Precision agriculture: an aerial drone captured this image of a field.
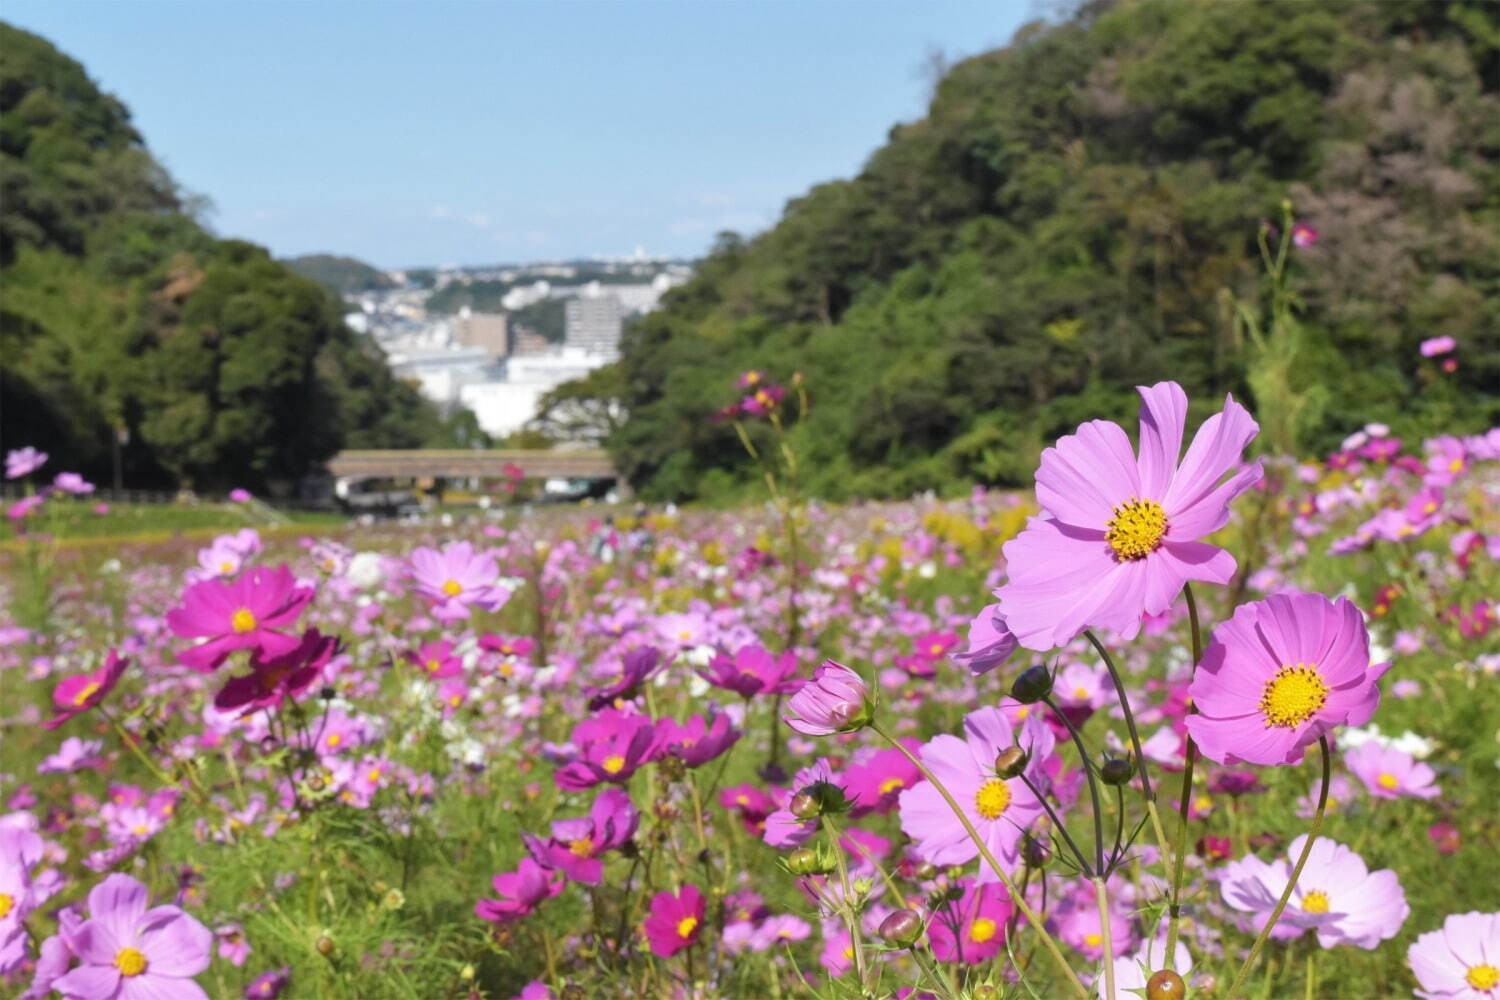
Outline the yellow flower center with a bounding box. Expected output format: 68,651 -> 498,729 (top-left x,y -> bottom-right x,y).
441,579 -> 463,597
0,893 -> 12,918
230,608 -> 257,634
425,659 -> 440,673
878,777 -> 906,795
969,917 -> 998,943
1073,686 -> 1089,700
115,947 -> 148,977
602,755 -> 626,775
1467,965 -> 1500,991
1377,773 -> 1399,790
1104,498 -> 1168,561
568,837 -> 594,857
974,779 -> 1011,820
928,643 -> 944,656
1085,932 -> 1103,949
1260,664 -> 1329,728
220,561 -> 234,573
132,824 -> 147,835
1449,458 -> 1464,473
676,916 -> 698,939
73,681 -> 102,706
1302,890 -> 1331,914
367,769 -> 382,783
326,733 -> 343,748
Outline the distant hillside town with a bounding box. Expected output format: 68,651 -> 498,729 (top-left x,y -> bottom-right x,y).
298,252 -> 692,441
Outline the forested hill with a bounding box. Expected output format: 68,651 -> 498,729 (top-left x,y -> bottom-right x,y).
614,0 -> 1500,502
0,24 -> 452,492
284,254 -> 394,295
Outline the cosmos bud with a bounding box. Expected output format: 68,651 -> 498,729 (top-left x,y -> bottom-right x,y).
994,745 -> 1029,779
1010,665 -> 1052,704
1145,969 -> 1186,1000
972,986 -> 1000,1000
789,793 -> 821,821
877,909 -> 922,948
315,935 -> 335,957
1100,756 -> 1134,787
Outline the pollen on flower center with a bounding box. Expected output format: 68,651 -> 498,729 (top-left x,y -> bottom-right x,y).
878,777 -> 906,795
1302,890 -> 1331,914
1260,664 -> 1329,728
1377,773 -> 1399,790
601,755 -> 626,775
974,779 -> 1011,820
568,837 -> 594,857
676,916 -> 698,939
1104,498 -> 1168,561
1467,965 -> 1499,991
73,681 -> 101,706
969,917 -> 998,943
115,946 -> 148,977
0,893 -> 12,918
230,608 -> 257,634
441,579 -> 463,597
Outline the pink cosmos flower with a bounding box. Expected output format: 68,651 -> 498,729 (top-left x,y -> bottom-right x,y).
51,873 -> 213,1000
523,788 -> 638,884
1220,835 -> 1407,948
405,639 -> 463,680
997,381 -> 1262,649
243,966 -> 291,999
898,706 -> 1054,882
927,882 -> 1013,965
719,784 -> 776,836
783,660 -> 873,736
843,740 -> 923,817
1345,741 -> 1440,800
698,644 -> 801,698
44,651 -> 129,730
408,542 -> 510,623
1290,222 -> 1319,248
1420,335 -> 1457,357
652,712 -> 740,768
952,603 -> 1018,675
1408,911 -> 1500,1000
642,885 -> 704,957
554,709 -> 659,790
7,494 -> 43,521
740,384 -> 786,418
214,629 -> 341,716
586,646 -> 662,710
1,826 -> 45,974
1186,591 -> 1388,766
763,759 -> 849,849
474,858 -> 564,925
166,565 -> 315,673
5,446 -> 47,479
53,471 -> 95,495
1055,878 -> 1135,961
228,488 -> 253,503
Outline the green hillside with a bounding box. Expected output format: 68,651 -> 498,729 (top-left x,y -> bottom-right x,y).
284,253 -> 394,295
612,0 -> 1500,502
0,24 -> 453,492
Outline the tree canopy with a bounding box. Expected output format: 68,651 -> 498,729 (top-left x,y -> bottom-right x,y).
610,0 -> 1500,502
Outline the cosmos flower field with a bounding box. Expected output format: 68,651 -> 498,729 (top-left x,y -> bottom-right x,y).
2,384 -> 1498,1000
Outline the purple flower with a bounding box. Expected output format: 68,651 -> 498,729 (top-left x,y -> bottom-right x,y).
652,713 -> 741,768
213,629 -> 341,717
243,966 -> 292,999
952,603 -> 1019,676
554,709 -> 658,790
214,924 -> 250,966
1290,222 -> 1319,248
698,644 -> 802,698
53,472 -> 96,495
996,381 -> 1262,650
5,447 -> 47,479
522,788 -> 639,884
474,858 -> 564,925
407,542 -> 510,623
1,826 -> 46,975
52,873 -> 213,1000
585,646 -> 661,711
1345,741 -> 1440,800
1420,335 -> 1457,358
228,488 -> 253,503
783,660 -> 873,736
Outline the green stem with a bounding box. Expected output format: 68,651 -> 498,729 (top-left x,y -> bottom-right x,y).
1305,946 -> 1317,1000
1166,582 -> 1205,963
1226,736 -> 1332,998
1094,876 -> 1116,1000
821,814 -> 869,992
870,720 -> 1088,999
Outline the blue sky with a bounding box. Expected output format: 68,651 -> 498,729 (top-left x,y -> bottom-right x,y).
6,1 -> 1035,268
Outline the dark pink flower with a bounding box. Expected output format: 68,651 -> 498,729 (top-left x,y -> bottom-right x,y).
166,566 -> 315,673
554,709 -> 658,790
652,712 -> 740,769
698,644 -> 801,698
1290,222 -> 1319,248
642,885 -> 704,957
214,630 -> 341,716
522,788 -> 638,884
783,660 -> 873,736
586,646 -> 661,710
44,651 -> 129,730
474,858 -> 564,925
928,882 -> 1013,965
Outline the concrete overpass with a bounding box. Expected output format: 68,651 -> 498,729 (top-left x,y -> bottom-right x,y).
326,449 -> 619,482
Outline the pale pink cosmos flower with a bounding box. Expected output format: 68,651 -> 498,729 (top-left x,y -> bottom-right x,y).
407,542 -> 510,623
1344,741 -> 1440,800
997,381 -> 1262,650
1408,911 -> 1500,1000
5,447 -> 47,479
1186,591 -> 1388,766
1420,335 -> 1457,357
52,873 -> 213,1000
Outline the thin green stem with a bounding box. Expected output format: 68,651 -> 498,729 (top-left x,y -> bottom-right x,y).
821,814 -> 869,992
1043,695 -> 1105,874
1226,736 -> 1332,998
1166,582 -> 1205,963
1305,947 -> 1317,1000
1094,876 -> 1116,1000
870,720 -> 1088,999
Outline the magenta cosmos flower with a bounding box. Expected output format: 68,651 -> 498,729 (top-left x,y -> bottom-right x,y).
783,660 -> 873,736
953,603 -> 1018,676
996,381 -> 1262,650
927,882 -> 1013,965
408,542 -> 510,623
166,565 -> 315,673
554,709 -> 659,790
1186,591 -> 1388,766
214,629 -> 341,716
898,706 -> 1053,882
1409,911 -> 1500,1000
642,885 -> 705,957
44,651 -> 129,730
474,858 -> 564,925
522,788 -> 638,885
698,643 -> 801,698
52,873 -> 212,1000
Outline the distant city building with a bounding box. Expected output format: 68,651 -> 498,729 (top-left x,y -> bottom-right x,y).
453,308 -> 508,358
511,330 -> 551,356
460,348 -> 606,438
564,294 -> 623,358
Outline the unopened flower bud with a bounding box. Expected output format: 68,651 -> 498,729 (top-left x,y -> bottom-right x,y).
877,909 -> 922,948
972,985 -> 1000,1000
787,849 -> 818,876
994,745 -> 1029,779
459,964 -> 475,981
1023,836 -> 1051,869
789,793 -> 821,821
1100,757 -> 1134,787
1145,969 -> 1186,1000
315,935 -> 335,957
1010,665 -> 1053,704
911,861 -> 937,880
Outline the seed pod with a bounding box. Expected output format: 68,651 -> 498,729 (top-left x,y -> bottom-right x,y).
994,745 -> 1029,779
1010,665 -> 1053,704
1145,969 -> 1186,1000
877,909 -> 922,948
1101,756 -> 1134,787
